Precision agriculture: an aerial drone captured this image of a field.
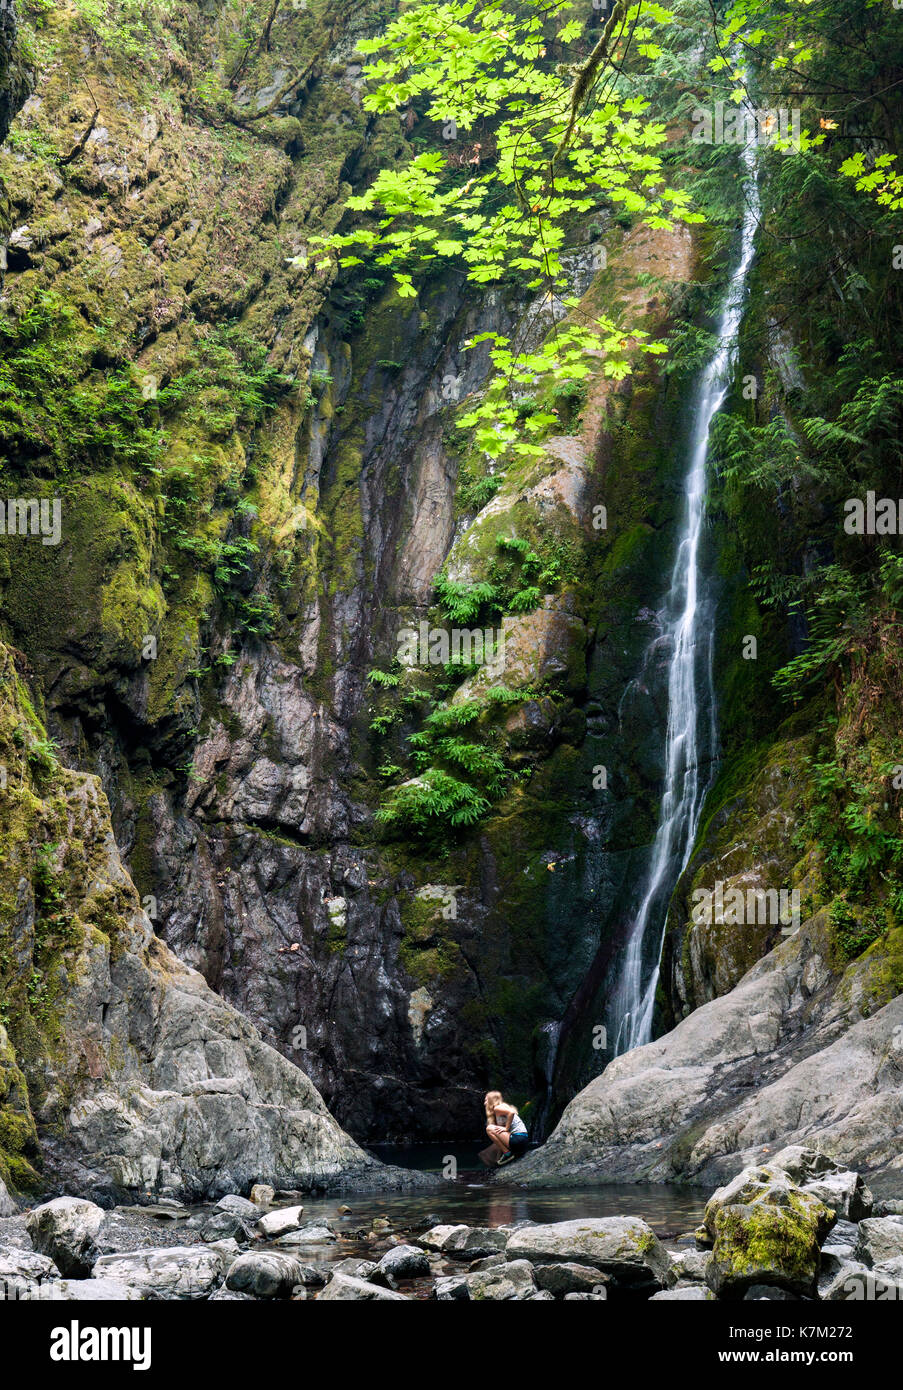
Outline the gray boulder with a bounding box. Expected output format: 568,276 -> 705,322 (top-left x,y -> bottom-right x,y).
440,1226 -> 509,1259
469,1253 -> 507,1272
0,1248 -> 60,1298
800,1171 -> 872,1222
273,1225 -> 336,1247
768,1145 -> 841,1184
0,1180 -> 16,1218
257,1205 -> 305,1238
535,1262 -> 611,1296
511,935 -> 903,1190
434,1273 -> 471,1300
376,1244 -> 431,1280
701,1164 -> 835,1245
466,1259 -> 536,1301
420,1224 -> 468,1251
670,1249 -> 711,1283
93,1246 -> 226,1299
226,1251 -> 307,1299
26,1197 -> 105,1277
506,1217 -> 674,1292
52,1277 -> 143,1301
317,1272 -> 409,1301
820,1260 -> 903,1302
854,1216 -> 903,1268
331,1257 -> 378,1281
200,1209 -> 254,1244
649,1286 -> 714,1301
216,1194 -> 260,1220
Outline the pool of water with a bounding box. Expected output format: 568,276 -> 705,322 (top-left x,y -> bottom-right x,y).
264,1144 -> 710,1268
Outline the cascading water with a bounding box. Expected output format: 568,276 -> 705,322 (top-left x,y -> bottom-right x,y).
611,142 -> 761,1056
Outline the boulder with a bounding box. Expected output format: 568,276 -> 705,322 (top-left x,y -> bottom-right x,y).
93,1246 -> 226,1300
534,1262 -> 611,1296
250,1185 -> 275,1206
206,1239 -> 241,1262
226,1251 -> 307,1299
649,1286 -> 714,1301
706,1203 -> 823,1298
440,1226 -> 508,1259
317,1272 -> 409,1301
701,1164 -> 835,1245
506,1217 -> 674,1292
200,1209 -> 254,1244
53,1278 -> 143,1301
822,1219 -> 858,1253
215,1195 -> 260,1220
0,1179 -> 16,1218
257,1204 -> 305,1238
0,1248 -> 60,1298
510,954 -> 903,1191
669,1249 -> 711,1283
820,1260 -> 903,1302
854,1216 -> 903,1268
469,1253 -> 507,1272
466,1259 -> 536,1301
26,1197 -> 105,1278
376,1244 -> 431,1280
434,1273 -> 470,1300
419,1223 -> 469,1251
331,1258 -> 379,1281
273,1225 -> 336,1247
799,1171 -> 872,1222
768,1146 -> 841,1185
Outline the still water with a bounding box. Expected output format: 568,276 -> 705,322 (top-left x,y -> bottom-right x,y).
291,1144 -> 710,1244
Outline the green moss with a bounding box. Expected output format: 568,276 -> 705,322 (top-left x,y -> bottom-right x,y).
713,1204 -> 819,1292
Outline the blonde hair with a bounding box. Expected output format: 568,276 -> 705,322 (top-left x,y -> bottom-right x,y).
484,1090 -> 502,1119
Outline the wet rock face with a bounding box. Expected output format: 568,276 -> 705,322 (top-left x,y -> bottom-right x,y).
0,641 -> 433,1201
512,913 -> 903,1188
0,1 -> 30,148
0,0 -> 703,1149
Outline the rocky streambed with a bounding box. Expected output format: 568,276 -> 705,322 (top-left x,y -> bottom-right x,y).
2,1147 -> 902,1302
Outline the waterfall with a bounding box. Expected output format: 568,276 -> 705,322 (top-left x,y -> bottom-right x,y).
611,144 -> 761,1056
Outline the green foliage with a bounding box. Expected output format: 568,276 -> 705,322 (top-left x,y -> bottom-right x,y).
828,899 -> 885,966
434,575 -> 498,623
156,324 -> 294,436
367,668 -> 402,688
376,767 -> 491,833
314,0 -> 702,459
0,291 -> 162,473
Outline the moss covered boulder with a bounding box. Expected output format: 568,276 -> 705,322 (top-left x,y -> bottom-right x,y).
703,1160 -> 835,1298
707,1202 -> 824,1299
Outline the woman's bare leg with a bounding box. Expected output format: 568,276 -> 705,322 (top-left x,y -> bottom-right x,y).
486,1124 -> 510,1154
